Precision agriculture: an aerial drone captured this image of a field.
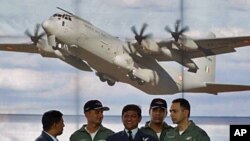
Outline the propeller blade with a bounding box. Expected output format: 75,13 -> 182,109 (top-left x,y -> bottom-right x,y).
24,24 -> 45,45
38,32 -> 46,39
140,23 -> 148,36
123,43 -> 137,56
25,30 -> 32,37
165,20 -> 189,43
165,26 -> 173,33
34,24 -> 40,37
175,20 -> 181,32
179,26 -> 189,34
144,33 -> 152,39
131,23 -> 151,44
131,26 -> 138,37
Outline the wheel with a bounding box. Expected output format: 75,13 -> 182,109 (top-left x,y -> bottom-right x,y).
107,80 -> 115,86
137,79 -> 145,85
99,75 -> 106,82
128,72 -> 136,81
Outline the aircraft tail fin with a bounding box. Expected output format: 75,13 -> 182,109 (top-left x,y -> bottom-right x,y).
191,32 -> 217,82
192,56 -> 216,83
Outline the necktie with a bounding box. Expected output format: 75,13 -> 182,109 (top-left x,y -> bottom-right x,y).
128,130 -> 133,141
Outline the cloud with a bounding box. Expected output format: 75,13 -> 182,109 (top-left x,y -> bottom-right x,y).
111,0 -> 176,9
210,27 -> 250,37
0,68 -> 70,92
180,26 -> 250,41
230,0 -> 250,10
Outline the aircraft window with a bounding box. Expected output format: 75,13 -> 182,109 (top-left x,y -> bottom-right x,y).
65,16 -> 72,21
62,21 -> 65,26
53,14 -> 63,18
60,14 -> 72,21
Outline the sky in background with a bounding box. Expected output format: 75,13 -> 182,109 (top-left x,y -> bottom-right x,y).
0,0 -> 250,116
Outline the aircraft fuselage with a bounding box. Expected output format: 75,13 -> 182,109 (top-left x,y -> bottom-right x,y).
41,13 -> 209,94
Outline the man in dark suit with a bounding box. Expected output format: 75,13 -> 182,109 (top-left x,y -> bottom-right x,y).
35,110 -> 65,141
107,104 -> 156,141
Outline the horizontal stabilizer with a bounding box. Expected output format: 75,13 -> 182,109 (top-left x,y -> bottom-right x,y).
205,83 -> 250,94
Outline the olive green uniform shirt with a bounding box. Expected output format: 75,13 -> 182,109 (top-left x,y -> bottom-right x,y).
140,121 -> 173,141
164,120 -> 210,141
70,124 -> 114,141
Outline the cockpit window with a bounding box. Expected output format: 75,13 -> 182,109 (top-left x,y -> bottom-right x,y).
63,14 -> 72,21
53,13 -> 72,21
53,13 -> 62,17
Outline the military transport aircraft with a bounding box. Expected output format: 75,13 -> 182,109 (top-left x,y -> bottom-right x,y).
1,7 -> 250,95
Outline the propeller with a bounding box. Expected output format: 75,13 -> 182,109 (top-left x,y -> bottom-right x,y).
25,24 -> 46,45
165,20 -> 189,42
123,42 -> 138,57
131,23 -> 152,45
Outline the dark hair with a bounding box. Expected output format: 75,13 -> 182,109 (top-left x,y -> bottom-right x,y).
122,104 -> 141,117
42,110 -> 63,131
172,98 -> 190,117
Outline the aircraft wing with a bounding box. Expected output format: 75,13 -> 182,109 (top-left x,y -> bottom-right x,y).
189,82 -> 250,95
0,43 -> 93,72
187,36 -> 250,58
151,36 -> 250,61
0,43 -> 57,58
0,43 -> 38,53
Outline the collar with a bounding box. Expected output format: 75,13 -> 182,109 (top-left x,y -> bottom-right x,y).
85,126 -> 100,134
43,131 -> 58,141
125,128 -> 139,139
175,120 -> 195,133
145,121 -> 170,129
80,124 -> 104,132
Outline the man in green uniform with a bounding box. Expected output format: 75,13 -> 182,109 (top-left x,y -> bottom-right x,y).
164,98 -> 210,141
141,98 -> 173,141
70,100 -> 114,141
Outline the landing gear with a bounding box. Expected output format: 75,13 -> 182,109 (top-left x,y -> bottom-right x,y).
107,80 -> 115,86
127,71 -> 146,85
52,46 -> 58,50
96,72 -> 116,86
99,75 -> 106,82
127,71 -> 137,81
137,79 -> 145,85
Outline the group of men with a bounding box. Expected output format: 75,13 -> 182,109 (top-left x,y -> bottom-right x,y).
35,98 -> 210,141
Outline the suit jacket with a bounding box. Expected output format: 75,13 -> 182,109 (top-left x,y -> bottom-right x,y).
106,129 -> 157,141
35,131 -> 55,141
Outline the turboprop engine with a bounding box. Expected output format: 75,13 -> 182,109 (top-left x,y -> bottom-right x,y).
141,38 -> 161,53
113,53 -> 134,70
178,37 -> 199,51
131,68 -> 159,85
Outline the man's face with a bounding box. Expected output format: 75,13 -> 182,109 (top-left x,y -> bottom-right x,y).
170,103 -> 187,124
54,117 -> 65,136
122,110 -> 141,130
85,109 -> 104,126
149,107 -> 167,124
